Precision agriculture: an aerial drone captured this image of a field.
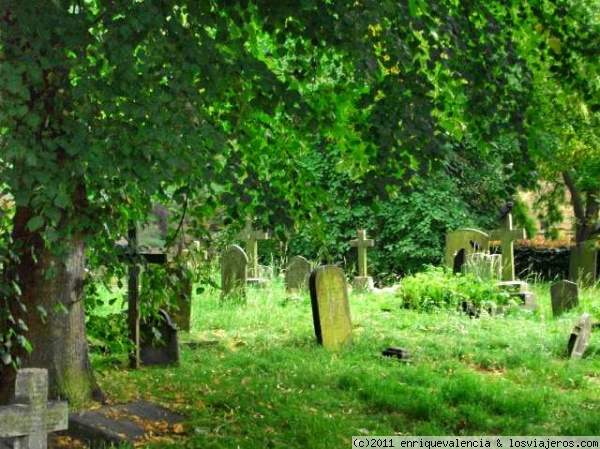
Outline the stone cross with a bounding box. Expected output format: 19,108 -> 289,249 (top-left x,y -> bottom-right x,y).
0,369 -> 68,449
237,220 -> 270,278
350,229 -> 375,290
117,226 -> 167,369
489,213 -> 526,281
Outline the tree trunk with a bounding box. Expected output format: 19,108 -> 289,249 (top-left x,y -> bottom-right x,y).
0,207 -> 97,404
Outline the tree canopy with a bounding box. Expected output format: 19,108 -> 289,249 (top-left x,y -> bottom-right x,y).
0,0 -> 597,401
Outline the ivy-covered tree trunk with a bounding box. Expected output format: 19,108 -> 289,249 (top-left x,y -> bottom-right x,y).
0,207 -> 96,404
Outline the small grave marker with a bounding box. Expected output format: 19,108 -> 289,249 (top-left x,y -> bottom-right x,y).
0,369 -> 68,449
140,309 -> 180,366
444,229 -> 490,274
309,266 -> 352,350
550,280 -> 579,317
350,229 -> 375,290
285,255 -> 312,294
489,213 -> 526,281
566,313 -> 592,359
220,244 -> 248,300
237,220 -> 270,279
496,280 -> 537,310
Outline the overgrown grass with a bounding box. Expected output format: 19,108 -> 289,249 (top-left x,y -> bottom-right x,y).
92,273 -> 600,447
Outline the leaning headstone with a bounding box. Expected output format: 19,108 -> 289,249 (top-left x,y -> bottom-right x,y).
350,229 -> 375,290
489,212 -> 526,281
220,244 -> 248,300
569,242 -> 597,288
140,309 -> 180,366
566,313 -> 592,359
309,266 -> 352,350
464,253 -> 502,281
285,256 -> 312,294
237,219 -> 270,280
444,229 -> 490,274
550,280 -> 579,317
0,369 -> 68,449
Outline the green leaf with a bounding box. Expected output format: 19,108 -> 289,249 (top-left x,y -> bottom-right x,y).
27,216 -> 45,232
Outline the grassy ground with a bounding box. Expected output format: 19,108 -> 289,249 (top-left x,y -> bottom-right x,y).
92,276 -> 600,448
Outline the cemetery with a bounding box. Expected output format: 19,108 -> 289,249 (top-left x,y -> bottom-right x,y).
0,2 -> 599,448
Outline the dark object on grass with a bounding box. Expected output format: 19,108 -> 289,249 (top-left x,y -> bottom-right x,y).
461,300 -> 480,318
497,199 -> 514,221
382,347 -> 410,360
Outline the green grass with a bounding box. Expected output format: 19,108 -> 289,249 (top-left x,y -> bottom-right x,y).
92,275 -> 600,447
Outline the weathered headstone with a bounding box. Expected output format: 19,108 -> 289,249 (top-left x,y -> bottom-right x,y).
566,313 -> 592,359
0,369 -> 68,449
220,244 -> 248,300
569,242 -> 597,288
350,229 -> 375,290
237,220 -> 270,279
489,213 -> 526,281
309,266 -> 352,350
444,229 -> 490,274
464,253 -> 502,281
285,255 -> 312,294
496,280 -> 537,310
550,280 -> 579,317
67,400 -> 186,448
140,309 -> 180,366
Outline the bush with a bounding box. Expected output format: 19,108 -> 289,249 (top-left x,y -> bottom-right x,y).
397,266 -> 511,311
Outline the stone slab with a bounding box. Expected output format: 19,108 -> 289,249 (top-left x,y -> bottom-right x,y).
65,400 -> 186,448
550,280 -> 579,316
567,313 -> 592,359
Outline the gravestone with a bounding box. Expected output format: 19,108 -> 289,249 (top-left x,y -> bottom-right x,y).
67,400 -> 186,448
464,253 -> 502,281
237,220 -> 270,280
566,313 -> 592,359
309,265 -> 352,350
496,280 -> 537,309
550,280 -> 579,317
117,226 -> 168,369
0,369 -> 68,449
444,229 -> 490,274
569,242 -> 597,288
489,212 -> 526,281
350,229 -> 375,290
140,309 -> 180,366
285,255 -> 312,294
220,244 -> 248,300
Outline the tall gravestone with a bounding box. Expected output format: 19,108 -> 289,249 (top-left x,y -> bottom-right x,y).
0,369 -> 68,449
569,242 -> 597,288
489,212 -> 526,281
285,256 -> 312,294
309,266 -> 352,350
237,220 -> 270,279
444,229 -> 490,274
220,245 -> 248,300
550,280 -> 579,317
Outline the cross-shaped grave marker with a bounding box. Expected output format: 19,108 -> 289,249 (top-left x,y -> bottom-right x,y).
237,219 -> 270,279
118,226 -> 167,369
350,229 -> 375,290
489,213 -> 526,281
0,369 -> 68,449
